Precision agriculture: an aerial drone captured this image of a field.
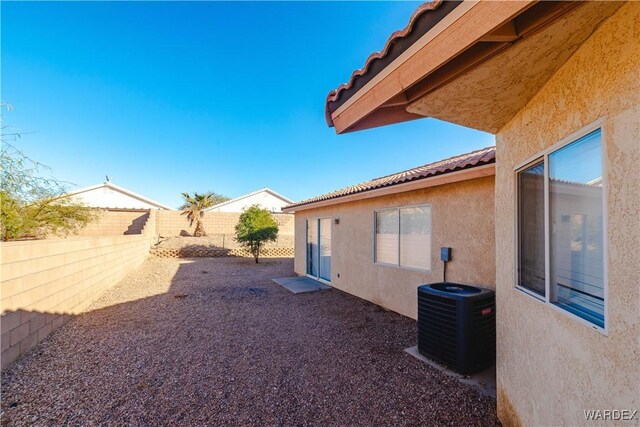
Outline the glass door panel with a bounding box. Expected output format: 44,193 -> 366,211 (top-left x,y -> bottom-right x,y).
319,218 -> 332,282
307,220 -> 318,277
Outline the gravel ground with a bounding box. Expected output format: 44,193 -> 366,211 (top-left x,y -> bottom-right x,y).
1,257 -> 500,426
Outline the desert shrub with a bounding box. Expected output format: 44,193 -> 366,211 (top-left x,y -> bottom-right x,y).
234,204 -> 278,263
0,122 -> 98,240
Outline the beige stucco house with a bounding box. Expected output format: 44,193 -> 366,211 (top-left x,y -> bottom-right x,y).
311,1 -> 638,426
283,147 -> 496,319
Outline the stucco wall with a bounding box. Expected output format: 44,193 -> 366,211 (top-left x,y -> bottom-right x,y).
293,176 -> 495,319
1,212 -> 157,369
494,4 -> 640,426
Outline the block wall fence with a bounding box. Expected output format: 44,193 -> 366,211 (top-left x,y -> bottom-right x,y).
1,210 -> 295,368
75,210 -> 150,237
154,211 -> 294,241
67,209 -> 295,243
0,211 -> 157,369
1,209 -> 295,368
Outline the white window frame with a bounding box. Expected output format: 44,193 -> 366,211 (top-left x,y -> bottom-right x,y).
373,204 -> 432,272
513,118 -> 608,334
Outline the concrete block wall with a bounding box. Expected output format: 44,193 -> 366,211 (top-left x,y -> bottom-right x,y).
0,211 -> 157,369
75,209 -> 150,237
156,211 -> 294,247
150,246 -> 294,258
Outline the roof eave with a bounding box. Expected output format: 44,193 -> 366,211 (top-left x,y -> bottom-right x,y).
327,0 -> 537,134
283,162 -> 495,213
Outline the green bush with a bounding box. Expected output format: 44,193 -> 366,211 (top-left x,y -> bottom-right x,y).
234,205 -> 279,263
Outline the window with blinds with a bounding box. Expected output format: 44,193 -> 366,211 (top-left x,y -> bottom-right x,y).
374,209 -> 399,265
374,205 -> 431,271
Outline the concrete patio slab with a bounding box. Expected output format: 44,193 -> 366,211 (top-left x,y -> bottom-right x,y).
404,345 -> 496,397
272,276 -> 331,294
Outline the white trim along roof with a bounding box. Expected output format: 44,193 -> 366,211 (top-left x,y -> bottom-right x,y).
65,182 -> 173,210
206,188 -> 294,211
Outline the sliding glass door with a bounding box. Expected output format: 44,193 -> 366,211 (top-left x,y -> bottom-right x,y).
306,218 -> 331,283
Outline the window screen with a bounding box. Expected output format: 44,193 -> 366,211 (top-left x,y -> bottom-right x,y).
375,209 -> 399,265
399,206 -> 431,270
375,206 -> 431,270
549,129 -> 604,328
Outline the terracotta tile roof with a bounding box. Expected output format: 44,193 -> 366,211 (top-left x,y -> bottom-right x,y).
286,146 -> 495,210
325,0 -> 459,126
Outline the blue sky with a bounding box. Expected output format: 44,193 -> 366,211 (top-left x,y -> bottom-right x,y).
2,1 -> 494,208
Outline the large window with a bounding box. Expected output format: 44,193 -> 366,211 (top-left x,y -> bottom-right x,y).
375,205 -> 431,270
516,127 -> 605,329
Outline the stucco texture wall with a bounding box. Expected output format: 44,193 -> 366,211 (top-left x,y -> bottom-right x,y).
294,176 -> 495,319
495,4 -> 639,426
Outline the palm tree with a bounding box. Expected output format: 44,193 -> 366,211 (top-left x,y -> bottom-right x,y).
180,192 -> 216,237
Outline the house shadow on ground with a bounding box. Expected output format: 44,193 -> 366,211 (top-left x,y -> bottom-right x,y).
1,257 -> 500,426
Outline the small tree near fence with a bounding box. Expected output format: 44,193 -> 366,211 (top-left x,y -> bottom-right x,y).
235,204 -> 279,263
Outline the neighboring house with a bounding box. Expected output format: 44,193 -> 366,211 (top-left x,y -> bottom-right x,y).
66,182 -> 172,210
283,146 -> 496,319
318,1 -> 638,426
207,188 -> 293,213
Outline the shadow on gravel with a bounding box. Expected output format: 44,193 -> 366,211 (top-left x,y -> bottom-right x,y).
1,257 -> 500,427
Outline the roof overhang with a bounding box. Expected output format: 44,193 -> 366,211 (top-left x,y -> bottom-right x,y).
282,162 -> 494,213
326,1 -> 624,134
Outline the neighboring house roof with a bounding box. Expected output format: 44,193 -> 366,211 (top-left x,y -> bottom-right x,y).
206,188 -> 294,211
325,0 -> 458,125
285,146 -> 495,211
65,182 -> 173,210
